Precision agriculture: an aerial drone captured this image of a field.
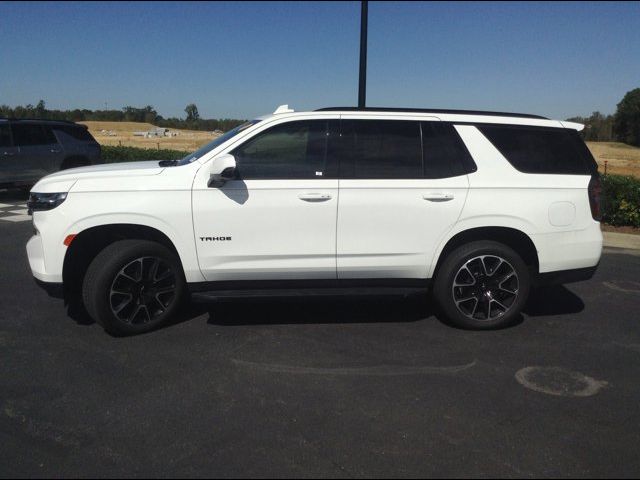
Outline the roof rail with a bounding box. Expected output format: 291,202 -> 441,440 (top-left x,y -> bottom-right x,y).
314,107 -> 548,120
0,117 -> 83,125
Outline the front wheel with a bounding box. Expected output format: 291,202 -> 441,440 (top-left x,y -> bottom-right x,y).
82,239 -> 185,335
433,240 -> 530,329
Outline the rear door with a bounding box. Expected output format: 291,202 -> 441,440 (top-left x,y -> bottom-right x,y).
10,123 -> 61,182
336,117 -> 471,279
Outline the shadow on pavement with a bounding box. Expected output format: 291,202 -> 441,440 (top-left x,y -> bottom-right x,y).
202,285 -> 585,328
524,285 -> 585,316
64,282 -> 585,332
205,295 -> 432,327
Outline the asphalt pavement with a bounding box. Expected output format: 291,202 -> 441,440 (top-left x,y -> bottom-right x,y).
1,188 -> 639,478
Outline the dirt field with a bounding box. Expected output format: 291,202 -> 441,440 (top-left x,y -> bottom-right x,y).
586,142 -> 640,178
80,121 -> 218,152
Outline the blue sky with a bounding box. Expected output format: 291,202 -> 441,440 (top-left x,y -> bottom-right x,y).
1,1 -> 638,120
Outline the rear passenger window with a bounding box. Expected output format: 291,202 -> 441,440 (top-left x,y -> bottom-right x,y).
0,125 -> 11,148
11,124 -> 57,146
231,120 -> 336,179
339,120 -> 422,178
478,125 -> 596,175
421,122 -> 475,178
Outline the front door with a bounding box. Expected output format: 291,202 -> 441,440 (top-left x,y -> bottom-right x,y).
192,119 -> 340,282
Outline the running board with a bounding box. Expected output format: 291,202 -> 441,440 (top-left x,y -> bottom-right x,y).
191,286 -> 427,302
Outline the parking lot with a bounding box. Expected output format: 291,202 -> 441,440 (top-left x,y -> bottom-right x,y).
1,188 -> 639,478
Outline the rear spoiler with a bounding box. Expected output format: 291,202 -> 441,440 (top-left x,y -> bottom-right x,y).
559,121 -> 585,132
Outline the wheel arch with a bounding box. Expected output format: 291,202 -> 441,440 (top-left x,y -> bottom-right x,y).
430,226 -> 539,279
62,223 -> 187,300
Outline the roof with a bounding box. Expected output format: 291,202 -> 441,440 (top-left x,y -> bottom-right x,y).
315,107 -> 548,120
0,118 -> 85,127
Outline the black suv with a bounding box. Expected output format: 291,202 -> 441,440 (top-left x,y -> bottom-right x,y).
0,119 -> 102,188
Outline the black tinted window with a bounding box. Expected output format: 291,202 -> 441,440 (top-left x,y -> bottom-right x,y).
231,120 -> 336,179
11,124 -> 57,146
41,125 -> 57,144
0,125 -> 11,148
422,122 -> 475,178
478,125 -> 596,175
339,120 -> 422,178
53,125 -> 94,141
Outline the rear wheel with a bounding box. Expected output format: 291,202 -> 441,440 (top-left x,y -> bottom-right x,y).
433,240 -> 530,329
82,240 -> 185,335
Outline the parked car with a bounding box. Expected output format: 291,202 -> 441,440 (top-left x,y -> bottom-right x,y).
0,118 -> 101,188
26,105 -> 602,335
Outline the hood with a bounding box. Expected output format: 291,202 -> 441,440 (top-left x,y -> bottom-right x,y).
33,161 -> 165,193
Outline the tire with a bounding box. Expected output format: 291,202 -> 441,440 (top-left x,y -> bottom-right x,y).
82,239 -> 185,336
433,240 -> 530,330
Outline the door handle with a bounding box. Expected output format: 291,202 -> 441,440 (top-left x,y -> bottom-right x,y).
298,192 -> 332,202
423,193 -> 454,202
2,151 -> 15,156
50,149 -> 61,153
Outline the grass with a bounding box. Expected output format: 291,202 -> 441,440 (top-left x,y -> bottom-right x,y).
586,141 -> 640,178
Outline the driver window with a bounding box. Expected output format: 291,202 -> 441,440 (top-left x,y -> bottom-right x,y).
231,120 -> 334,179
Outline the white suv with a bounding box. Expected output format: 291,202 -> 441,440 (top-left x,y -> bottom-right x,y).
26,105 -> 603,335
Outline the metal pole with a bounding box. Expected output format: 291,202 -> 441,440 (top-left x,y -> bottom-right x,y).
358,0 -> 368,108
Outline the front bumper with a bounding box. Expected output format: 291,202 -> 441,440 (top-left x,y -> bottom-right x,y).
26,234 -> 63,283
33,276 -> 64,298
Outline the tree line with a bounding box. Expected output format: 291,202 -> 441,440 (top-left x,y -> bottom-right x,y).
566,88 -> 640,146
2,88 -> 639,145
0,101 -> 247,132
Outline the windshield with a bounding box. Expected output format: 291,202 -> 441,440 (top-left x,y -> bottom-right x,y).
177,120 -> 261,165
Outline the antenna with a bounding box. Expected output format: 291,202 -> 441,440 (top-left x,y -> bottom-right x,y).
273,104 -> 294,114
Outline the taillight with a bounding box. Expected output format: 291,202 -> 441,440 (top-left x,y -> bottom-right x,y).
588,174 -> 602,221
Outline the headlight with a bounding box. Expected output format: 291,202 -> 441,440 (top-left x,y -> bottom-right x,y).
27,192 -> 68,214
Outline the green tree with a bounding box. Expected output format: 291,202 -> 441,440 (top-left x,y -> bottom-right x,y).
35,99 -> 46,118
185,103 -> 199,122
566,111 -> 615,142
613,88 -> 640,147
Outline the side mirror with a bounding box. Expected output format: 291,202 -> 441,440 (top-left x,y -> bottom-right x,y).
208,154 -> 237,187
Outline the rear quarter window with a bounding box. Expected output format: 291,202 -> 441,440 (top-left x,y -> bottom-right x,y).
477,125 -> 597,175
53,125 -> 95,141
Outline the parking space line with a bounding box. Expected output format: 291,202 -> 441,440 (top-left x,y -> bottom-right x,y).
1,215 -> 31,222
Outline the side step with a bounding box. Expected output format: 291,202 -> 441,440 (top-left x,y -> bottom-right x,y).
191,287 -> 428,302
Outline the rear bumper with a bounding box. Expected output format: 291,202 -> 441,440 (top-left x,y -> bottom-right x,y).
534,264 -> 598,287
532,223 -> 603,273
